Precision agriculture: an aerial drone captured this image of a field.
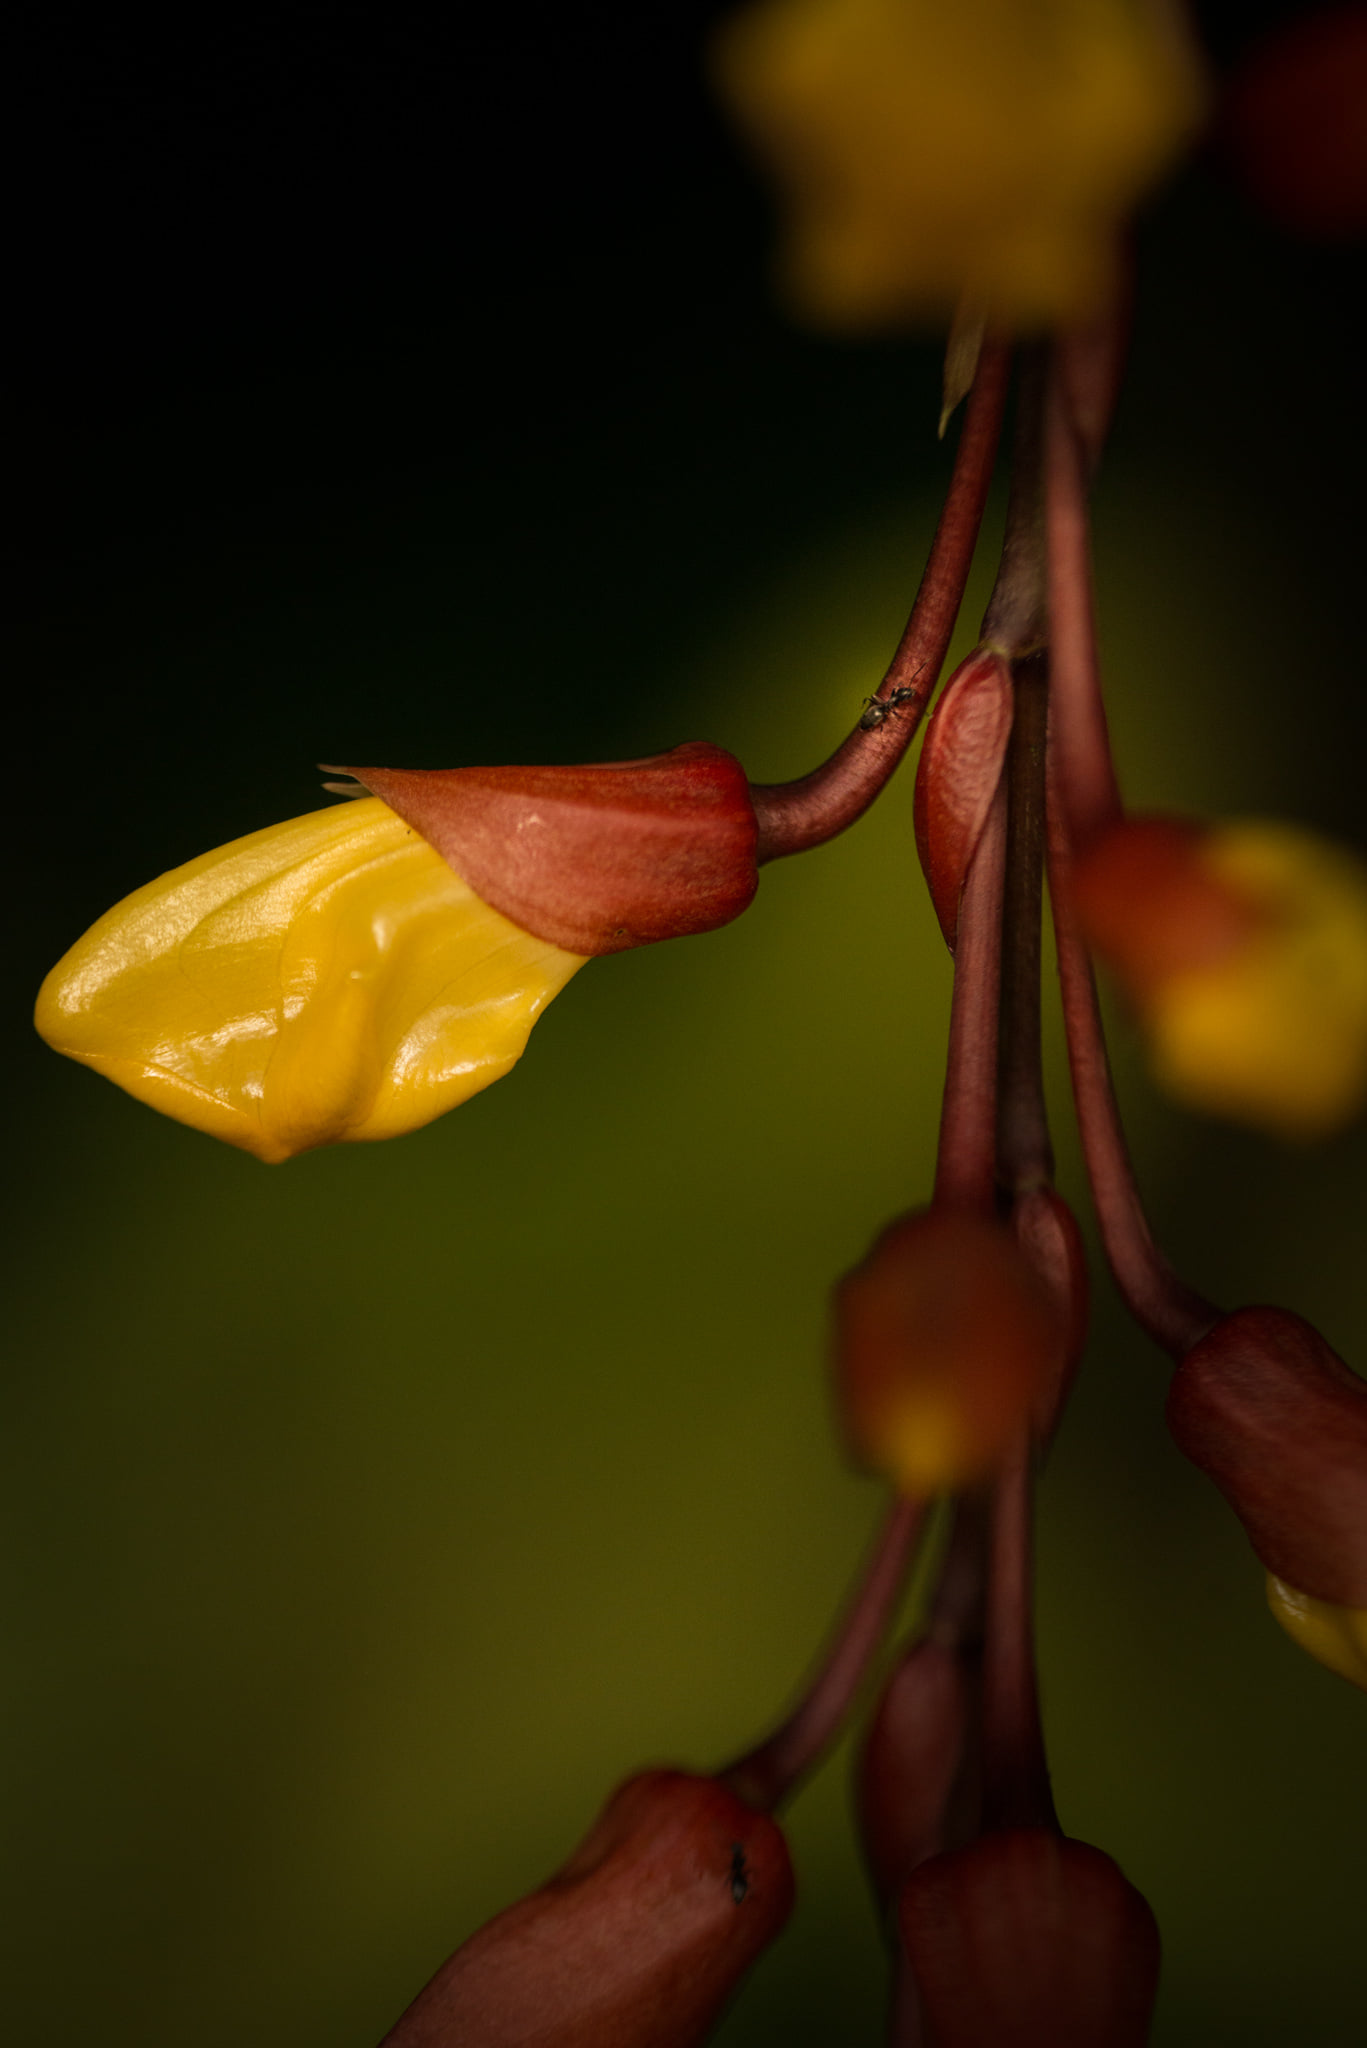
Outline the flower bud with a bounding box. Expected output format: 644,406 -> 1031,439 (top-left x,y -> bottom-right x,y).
1265,1575 -> 1367,1693
858,1637 -> 977,1907
1166,1306 -> 1367,1607
897,1828 -> 1160,2048
913,648 -> 1014,952
834,1210 -> 1066,1495
35,799 -> 586,1163
341,743 -> 759,956
378,1770 -> 794,2048
1072,815 -> 1367,1138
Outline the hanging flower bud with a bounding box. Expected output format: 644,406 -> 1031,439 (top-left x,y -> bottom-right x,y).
1072,815 -> 1367,1139
1165,1305 -> 1367,1610
1265,1575 -> 1367,1694
834,1210 -> 1066,1496
913,647 -> 1014,952
35,799 -> 587,1163
340,742 -> 759,956
858,1637 -> 978,1908
897,1828 -> 1161,2048
378,1770 -> 794,2048
712,0 -> 1206,332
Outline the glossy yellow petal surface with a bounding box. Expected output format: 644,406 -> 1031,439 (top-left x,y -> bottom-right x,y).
1267,1575 -> 1367,1692
1148,824 -> 1367,1140
36,799 -> 588,1163
714,0 -> 1205,330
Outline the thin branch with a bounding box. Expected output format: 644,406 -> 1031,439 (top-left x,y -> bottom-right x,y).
751,341 -> 1010,861
722,1495 -> 927,1812
934,779 -> 1008,1213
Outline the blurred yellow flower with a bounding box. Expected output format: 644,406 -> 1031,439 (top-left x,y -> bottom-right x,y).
1076,818 -> 1367,1140
1267,1575 -> 1367,1693
36,799 -> 587,1164
713,0 -> 1205,330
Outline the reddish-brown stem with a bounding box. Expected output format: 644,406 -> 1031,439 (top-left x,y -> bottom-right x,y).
722,1495 -> 926,1813
1046,749 -> 1219,1357
1042,359 -> 1123,850
934,779 -> 1008,1213
979,1435 -> 1056,1834
750,340 -> 1010,862
996,654 -> 1054,1196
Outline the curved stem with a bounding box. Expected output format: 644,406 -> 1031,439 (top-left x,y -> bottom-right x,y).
722,1495 -> 927,1813
980,1435 -> 1056,1834
934,778 -> 1008,1213
1046,747 -> 1219,1357
1042,358 -> 1122,850
751,341 -> 1010,862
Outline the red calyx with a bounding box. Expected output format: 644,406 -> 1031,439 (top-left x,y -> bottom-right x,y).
344,743 -> 760,956
379,1770 -> 793,2048
1166,1305 -> 1367,1606
913,649 -> 1015,953
898,1830 -> 1160,2048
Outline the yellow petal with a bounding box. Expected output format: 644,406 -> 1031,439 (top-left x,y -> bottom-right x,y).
36,799 -> 587,1163
714,0 -> 1205,331
1266,1575 -> 1367,1692
1147,824 -> 1367,1140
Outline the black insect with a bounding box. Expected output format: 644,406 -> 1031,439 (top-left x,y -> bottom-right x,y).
858,681 -> 921,731
729,1842 -> 750,1904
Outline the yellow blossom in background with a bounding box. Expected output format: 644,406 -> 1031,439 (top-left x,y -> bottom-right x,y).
1145,825 -> 1367,1140
35,799 -> 587,1163
713,0 -> 1206,330
1266,1576 -> 1367,1692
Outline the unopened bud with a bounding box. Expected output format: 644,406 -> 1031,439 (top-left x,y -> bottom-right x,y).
898,1829 -> 1160,2048
913,649 -> 1014,952
343,743 -> 760,956
380,1770 -> 793,2047
834,1210 -> 1066,1495
1166,1306 -> 1367,1607
858,1638 -> 977,1907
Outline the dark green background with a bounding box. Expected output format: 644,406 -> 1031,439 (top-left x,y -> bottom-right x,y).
9,6 -> 1365,2043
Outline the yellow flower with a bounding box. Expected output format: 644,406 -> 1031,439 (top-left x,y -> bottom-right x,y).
1266,1576 -> 1367,1693
713,0 -> 1205,330
1075,818 -> 1367,1140
35,799 -> 587,1164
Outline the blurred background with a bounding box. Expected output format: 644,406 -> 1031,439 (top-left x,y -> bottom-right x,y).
7,4 -> 1365,2043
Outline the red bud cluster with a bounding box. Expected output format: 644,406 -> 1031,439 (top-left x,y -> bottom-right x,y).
380,1770 -> 792,2047
1166,1306 -> 1367,1606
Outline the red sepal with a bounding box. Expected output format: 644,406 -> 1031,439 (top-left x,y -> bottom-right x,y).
379,1770 -> 793,2048
1166,1306 -> 1367,1606
345,743 -> 760,956
913,650 -> 1014,952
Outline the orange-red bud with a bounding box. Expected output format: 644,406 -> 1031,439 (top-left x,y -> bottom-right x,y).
344,744 -> 760,956
898,1829 -> 1160,2048
913,648 -> 1014,952
858,1638 -> 977,1907
834,1210 -> 1066,1495
379,1771 -> 793,2047
1166,1306 -> 1367,1607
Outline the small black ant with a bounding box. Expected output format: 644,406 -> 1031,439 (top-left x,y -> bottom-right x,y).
858,680 -> 922,731
729,1843 -> 750,1904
